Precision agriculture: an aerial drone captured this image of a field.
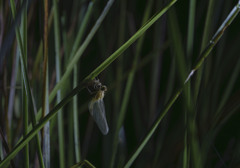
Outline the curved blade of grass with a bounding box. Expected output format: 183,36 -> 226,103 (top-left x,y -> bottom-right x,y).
33,0 -> 176,122
123,2 -> 240,167
3,1 -> 237,162
16,0 -> 176,151
49,0 -> 115,103
110,0 -> 155,166
184,0 -> 196,166
213,56 -> 240,127
70,160 -> 96,168
168,9 -> 187,82
32,8 -> 54,78
149,0 -> 166,130
114,0 -> 126,115
20,0 -> 29,167
32,0 -> 114,125
42,0 -> 50,167
194,0 -> 216,102
71,1 -> 94,163
53,0 -> 65,166
186,0 -> 196,60
0,0 -> 30,65
0,1 -> 177,165
9,0 -> 44,167
84,0 -> 177,81
168,5 -> 193,168
69,1 -> 94,60
0,83 -> 85,167
0,128 -> 15,167
169,4 -> 203,168
123,87 -> 182,168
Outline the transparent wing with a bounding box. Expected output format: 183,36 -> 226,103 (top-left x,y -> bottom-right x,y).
88,99 -> 109,135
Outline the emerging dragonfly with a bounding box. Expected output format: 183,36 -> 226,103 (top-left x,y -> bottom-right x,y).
87,78 -> 109,135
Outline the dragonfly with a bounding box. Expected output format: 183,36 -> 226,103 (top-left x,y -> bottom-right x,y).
87,78 -> 109,135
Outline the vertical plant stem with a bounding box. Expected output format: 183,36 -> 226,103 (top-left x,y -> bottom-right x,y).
151,2 -> 167,167
73,66 -> 81,163
69,1 -> 94,59
113,1 -> 126,166
124,88 -> 183,168
33,0 -> 114,125
53,0 -> 65,167
49,0 -> 114,104
71,1 -> 94,163
168,7 -> 198,168
9,0 -> 45,167
148,1 -> 166,125
194,0 -> 216,101
7,41 -> 19,149
110,0 -> 154,167
67,110 -> 74,166
0,83 -> 85,167
185,0 -> 196,167
186,0 -> 196,60
21,0 -> 29,167
123,1 -> 240,167
42,0 -> 50,167
115,0 -> 126,115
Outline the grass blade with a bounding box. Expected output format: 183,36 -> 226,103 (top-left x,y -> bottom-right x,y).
49,0 -> 115,103
20,0 -> 29,167
53,0 -> 65,167
42,0 -> 50,167
0,83 -> 85,167
123,1 -> 240,167
9,0 -> 44,167
110,0 -> 155,166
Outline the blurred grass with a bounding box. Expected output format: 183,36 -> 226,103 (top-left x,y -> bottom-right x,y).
1,0 -> 240,168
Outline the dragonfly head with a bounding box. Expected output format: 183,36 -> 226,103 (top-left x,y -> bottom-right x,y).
100,85 -> 107,92
87,78 -> 107,94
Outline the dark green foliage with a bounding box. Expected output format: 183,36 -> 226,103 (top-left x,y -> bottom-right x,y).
1,0 -> 240,167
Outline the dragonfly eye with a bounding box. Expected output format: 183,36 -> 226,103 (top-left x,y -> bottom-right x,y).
101,85 -> 107,91
94,83 -> 101,90
87,78 -> 107,93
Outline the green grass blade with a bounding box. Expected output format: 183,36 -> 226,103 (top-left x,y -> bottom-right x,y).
20,0 -> 29,167
123,2 -> 240,167
73,66 -> 81,163
53,0 -> 65,167
185,1 -> 196,167
0,1 -> 177,164
49,0 -> 115,103
69,1 -> 94,60
42,0 -> 50,167
213,57 -> 240,126
194,0 -> 216,101
110,0 -> 155,166
70,160 -> 96,168
148,0 -> 165,127
0,83 -> 85,167
114,0 -> 126,120
71,2 -> 94,163
168,8 -> 187,82
31,0 -> 114,124
2,1 -> 240,167
71,2 -> 95,163
124,88 -> 183,168
168,6 -> 201,167
84,0 -> 177,81
34,0 -> 176,126
9,0 -> 44,167
186,0 -> 196,59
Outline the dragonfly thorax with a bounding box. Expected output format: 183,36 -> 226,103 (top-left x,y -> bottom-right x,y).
94,90 -> 105,100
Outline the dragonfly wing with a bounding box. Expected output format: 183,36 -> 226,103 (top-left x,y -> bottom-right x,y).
88,99 -> 109,135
